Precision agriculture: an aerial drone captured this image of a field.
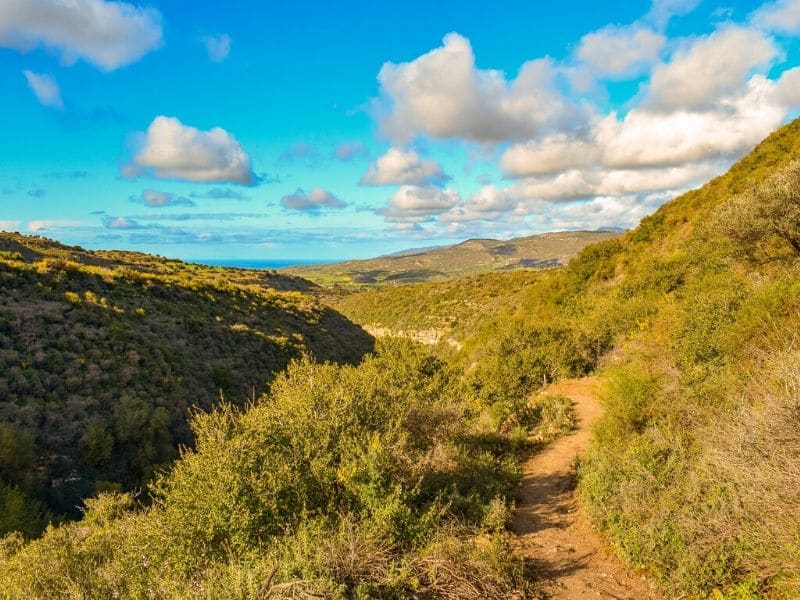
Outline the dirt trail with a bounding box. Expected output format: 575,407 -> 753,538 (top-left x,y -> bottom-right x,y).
513,378 -> 656,599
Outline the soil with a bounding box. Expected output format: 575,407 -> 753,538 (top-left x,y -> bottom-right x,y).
513,378 -> 658,599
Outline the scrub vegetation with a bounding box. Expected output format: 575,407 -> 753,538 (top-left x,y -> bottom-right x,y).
0,236 -> 373,532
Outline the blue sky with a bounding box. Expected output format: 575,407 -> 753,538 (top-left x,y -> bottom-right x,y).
1,0 -> 800,260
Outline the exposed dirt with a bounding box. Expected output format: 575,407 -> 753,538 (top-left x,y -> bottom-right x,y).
513,378 -> 657,599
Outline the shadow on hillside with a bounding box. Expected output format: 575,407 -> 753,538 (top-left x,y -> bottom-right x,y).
306,307 -> 376,365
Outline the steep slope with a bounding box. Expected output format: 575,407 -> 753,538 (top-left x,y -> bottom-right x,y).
285,229 -> 620,285
330,270 -> 543,348
0,233 -> 373,530
320,118 -> 800,596
472,119 -> 800,596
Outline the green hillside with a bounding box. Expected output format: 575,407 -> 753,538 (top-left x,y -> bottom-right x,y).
0,233 -> 373,531
3,119 -> 800,598
336,118 -> 800,596
284,229 -> 620,285
331,270 -> 544,347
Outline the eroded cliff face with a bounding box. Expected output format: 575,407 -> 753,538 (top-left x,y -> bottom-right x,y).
363,325 -> 462,351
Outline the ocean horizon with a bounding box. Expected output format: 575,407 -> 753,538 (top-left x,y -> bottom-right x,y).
191,258 -> 329,270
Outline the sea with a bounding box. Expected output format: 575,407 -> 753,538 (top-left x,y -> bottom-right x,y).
191,259 -> 327,270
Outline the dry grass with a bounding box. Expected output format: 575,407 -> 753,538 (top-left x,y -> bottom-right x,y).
698,347 -> 800,595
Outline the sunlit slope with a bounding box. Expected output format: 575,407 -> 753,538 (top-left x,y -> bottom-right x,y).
0,233 -> 373,529
285,229 -> 620,285
330,118 -> 800,596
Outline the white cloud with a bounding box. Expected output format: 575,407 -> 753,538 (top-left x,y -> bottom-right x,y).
376,33 -> 583,143
646,26 -> 777,112
203,33 -> 231,62
440,185 -> 526,224
500,135 -> 600,177
525,192 -> 674,232
774,66 -> 800,105
513,163 -> 719,200
751,0 -> 800,34
127,116 -> 256,185
600,77 -> 785,168
360,148 -> 449,185
0,0 -> 162,70
502,76 -> 785,177
0,220 -> 21,232
132,189 -> 195,207
379,185 -> 460,223
576,25 -> 664,79
103,216 -> 141,229
27,219 -> 86,232
22,70 -> 63,109
281,188 -> 346,211
366,24 -> 800,234
441,160 -> 720,227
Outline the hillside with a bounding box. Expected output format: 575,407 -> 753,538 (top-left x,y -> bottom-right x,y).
332,118 -> 800,596
0,233 -> 373,532
331,270 -> 543,347
284,230 -> 620,285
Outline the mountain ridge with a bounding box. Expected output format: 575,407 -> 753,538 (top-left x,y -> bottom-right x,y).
284,229 -> 622,285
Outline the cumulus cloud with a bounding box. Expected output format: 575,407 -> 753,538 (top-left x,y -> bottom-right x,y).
500,136 -> 600,177
126,116 -> 256,185
280,188 -> 346,211
378,186 -> 460,223
203,33 -> 231,62
576,25 -> 664,79
501,75 -> 785,177
509,163 -> 720,201
751,0 -> 800,34
600,79 -> 784,167
131,189 -> 195,207
376,33 -> 584,143
0,0 -> 162,70
774,66 -> 800,105
22,70 -> 63,109
360,148 -> 449,186
646,26 -> 777,112
440,185 -> 525,224
441,161 -> 716,227
356,0 -> 800,239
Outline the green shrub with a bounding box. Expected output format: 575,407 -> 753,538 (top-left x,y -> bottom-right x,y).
0,340 -> 529,598
709,160 -> 800,260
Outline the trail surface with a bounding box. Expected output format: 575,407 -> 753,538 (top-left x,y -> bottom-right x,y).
513,378 -> 656,599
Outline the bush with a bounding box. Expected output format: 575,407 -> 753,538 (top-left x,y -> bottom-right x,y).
0,340 -> 529,598
709,160 -> 800,260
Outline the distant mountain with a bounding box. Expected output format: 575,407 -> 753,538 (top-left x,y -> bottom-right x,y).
284,230 -> 622,285
0,233 -> 373,530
